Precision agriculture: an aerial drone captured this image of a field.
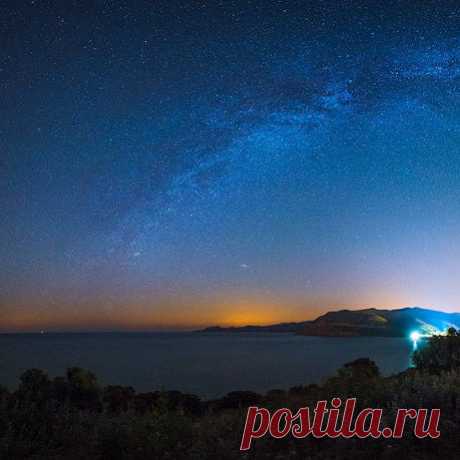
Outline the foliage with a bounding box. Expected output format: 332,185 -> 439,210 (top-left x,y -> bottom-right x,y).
1,332 -> 460,459
413,327 -> 460,373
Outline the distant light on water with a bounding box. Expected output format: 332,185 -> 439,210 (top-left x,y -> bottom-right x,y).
410,331 -> 421,350
410,331 -> 421,342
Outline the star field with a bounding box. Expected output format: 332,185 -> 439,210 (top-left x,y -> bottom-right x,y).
2,1 -> 460,331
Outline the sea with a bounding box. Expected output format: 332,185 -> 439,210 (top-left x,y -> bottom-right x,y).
0,332 -> 415,398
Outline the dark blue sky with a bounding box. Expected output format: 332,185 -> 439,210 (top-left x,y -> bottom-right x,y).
2,0 -> 460,331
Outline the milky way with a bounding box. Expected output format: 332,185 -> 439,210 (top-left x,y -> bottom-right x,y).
2,1 -> 460,330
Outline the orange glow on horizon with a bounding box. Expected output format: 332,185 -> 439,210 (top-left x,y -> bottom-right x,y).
0,289 -> 446,333
0,295 -> 300,332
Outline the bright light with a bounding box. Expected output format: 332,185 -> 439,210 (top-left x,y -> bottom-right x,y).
410,331 -> 421,342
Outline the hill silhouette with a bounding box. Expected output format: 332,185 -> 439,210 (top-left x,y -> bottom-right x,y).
200,307 -> 460,337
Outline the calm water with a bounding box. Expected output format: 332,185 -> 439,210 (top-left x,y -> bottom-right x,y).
0,333 -> 414,398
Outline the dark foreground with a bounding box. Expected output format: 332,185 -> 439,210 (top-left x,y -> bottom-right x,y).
1,331 -> 459,459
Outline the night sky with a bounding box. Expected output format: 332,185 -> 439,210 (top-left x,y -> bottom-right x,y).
2,1 -> 460,331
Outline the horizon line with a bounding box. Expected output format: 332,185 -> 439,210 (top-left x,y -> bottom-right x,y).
2,305 -> 459,334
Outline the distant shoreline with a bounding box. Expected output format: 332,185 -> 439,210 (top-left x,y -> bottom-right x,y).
2,306 -> 459,337
198,306 -> 460,338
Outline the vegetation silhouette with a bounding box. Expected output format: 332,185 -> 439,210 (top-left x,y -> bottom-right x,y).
1,331 -> 460,459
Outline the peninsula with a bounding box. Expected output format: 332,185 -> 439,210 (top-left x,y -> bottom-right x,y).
199,307 -> 460,337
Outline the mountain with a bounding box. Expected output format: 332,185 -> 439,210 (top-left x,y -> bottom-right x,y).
199,307 -> 460,337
